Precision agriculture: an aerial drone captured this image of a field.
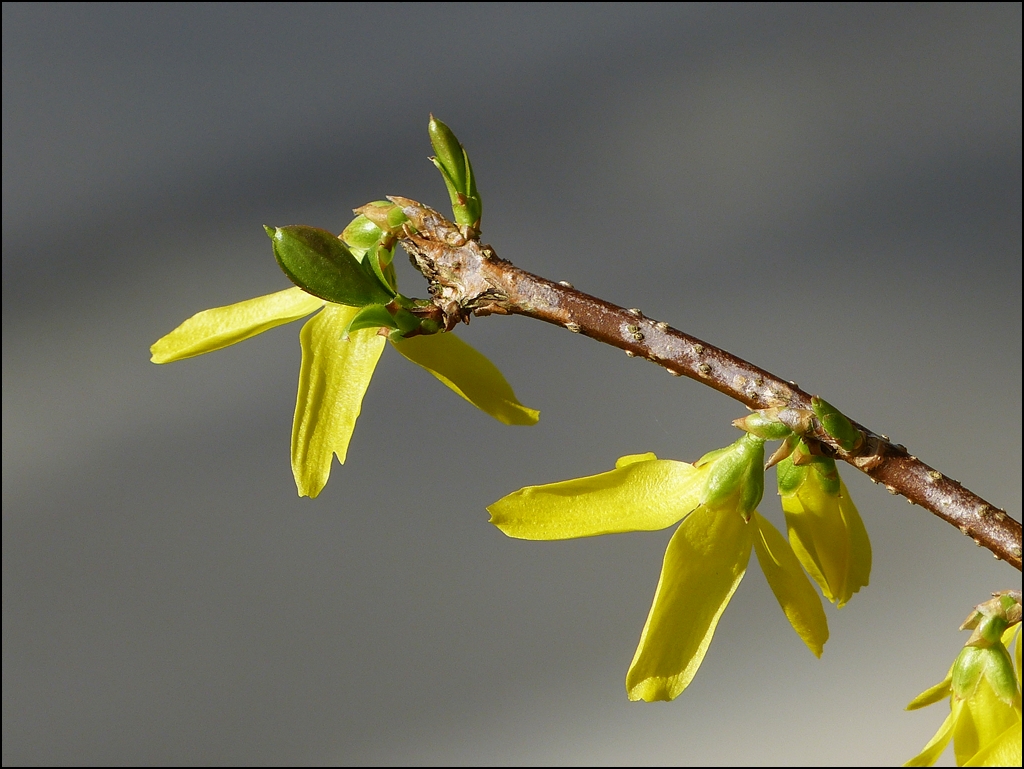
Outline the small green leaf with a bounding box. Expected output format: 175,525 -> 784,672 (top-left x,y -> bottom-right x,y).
268,225 -> 395,307
343,304 -> 398,337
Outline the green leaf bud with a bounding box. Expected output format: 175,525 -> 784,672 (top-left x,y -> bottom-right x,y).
733,409 -> 793,440
340,215 -> 383,253
428,115 -> 483,229
811,396 -> 863,452
352,201 -> 410,236
267,225 -> 395,307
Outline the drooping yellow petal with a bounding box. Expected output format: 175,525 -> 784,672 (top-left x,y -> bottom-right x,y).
626,504 -> 754,702
906,674 -> 953,711
781,477 -> 870,607
963,717 -> 1023,766
904,704 -> 958,767
390,332 -> 539,425
752,512 -> 829,657
488,458 -> 702,540
837,479 -> 871,603
953,674 -> 1021,766
151,287 -> 324,363
291,304 -> 386,498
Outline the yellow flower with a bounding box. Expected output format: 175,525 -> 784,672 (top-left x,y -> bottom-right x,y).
776,452 -> 871,607
152,228 -> 538,498
488,434 -> 829,701
905,607 -> 1022,766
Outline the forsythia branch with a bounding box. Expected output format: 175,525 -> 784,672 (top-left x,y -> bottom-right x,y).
393,196 -> 1022,571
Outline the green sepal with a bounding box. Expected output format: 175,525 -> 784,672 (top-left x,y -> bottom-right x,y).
428,115 -> 482,228
267,225 -> 395,307
392,306 -> 424,336
340,215 -> 383,253
700,434 -> 765,520
777,450 -> 841,497
811,396 -> 862,451
951,646 -> 987,699
365,243 -> 397,294
776,455 -> 809,495
343,304 -> 398,337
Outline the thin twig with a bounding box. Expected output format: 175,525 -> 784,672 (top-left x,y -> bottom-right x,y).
393,197 -> 1022,571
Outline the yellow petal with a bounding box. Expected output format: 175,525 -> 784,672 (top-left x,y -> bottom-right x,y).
752,512 -> 829,657
837,479 -> 872,605
906,674 -> 954,711
390,333 -> 539,425
781,477 -> 870,607
626,504 -> 754,702
616,452 -> 659,468
953,675 -> 1021,766
291,304 -> 386,498
904,704 -> 958,766
151,287 -> 324,363
488,458 -> 702,540
963,717 -> 1023,766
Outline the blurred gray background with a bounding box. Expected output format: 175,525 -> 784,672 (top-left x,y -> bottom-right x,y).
3,3 -> 1020,765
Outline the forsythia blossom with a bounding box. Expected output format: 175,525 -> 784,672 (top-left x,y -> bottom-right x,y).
905,594 -> 1022,766
776,451 -> 871,607
152,215 -> 537,498
488,434 -> 829,701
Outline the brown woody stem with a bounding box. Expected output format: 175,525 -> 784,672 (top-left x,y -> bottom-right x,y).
393,197 -> 1022,571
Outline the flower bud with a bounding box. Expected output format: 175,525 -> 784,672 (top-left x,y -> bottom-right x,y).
811,396 -> 863,451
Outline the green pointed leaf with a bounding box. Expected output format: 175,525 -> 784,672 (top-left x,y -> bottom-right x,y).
752,512 -> 829,657
292,304 -> 386,498
268,225 -> 395,307
488,457 -> 702,540
390,332 -> 538,425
